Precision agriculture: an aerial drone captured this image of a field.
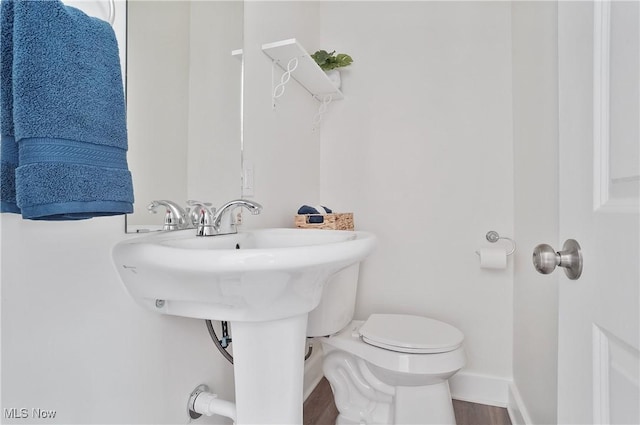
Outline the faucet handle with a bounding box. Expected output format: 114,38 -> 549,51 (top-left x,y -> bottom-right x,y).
162,210 -> 182,231
186,200 -> 215,228
194,207 -> 216,237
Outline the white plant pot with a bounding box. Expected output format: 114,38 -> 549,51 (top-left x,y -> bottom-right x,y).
325,69 -> 341,89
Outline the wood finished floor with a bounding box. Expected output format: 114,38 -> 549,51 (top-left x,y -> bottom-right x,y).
303,378 -> 512,425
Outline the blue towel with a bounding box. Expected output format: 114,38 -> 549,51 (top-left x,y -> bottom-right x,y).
0,0 -> 19,213
0,0 -> 134,220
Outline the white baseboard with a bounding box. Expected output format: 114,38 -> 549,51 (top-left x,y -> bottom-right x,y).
506,382 -> 533,425
449,372 -> 510,407
303,341 -> 325,401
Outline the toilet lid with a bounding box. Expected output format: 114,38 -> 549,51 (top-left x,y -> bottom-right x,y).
359,314 -> 464,354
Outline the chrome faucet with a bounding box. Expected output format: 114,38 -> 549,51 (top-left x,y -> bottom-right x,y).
207,199 -> 263,236
187,200 -> 216,236
148,199 -> 261,236
147,200 -> 188,231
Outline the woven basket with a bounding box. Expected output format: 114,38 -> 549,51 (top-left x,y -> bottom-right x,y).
294,213 -> 354,230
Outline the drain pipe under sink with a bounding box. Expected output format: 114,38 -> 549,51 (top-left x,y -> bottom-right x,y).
187,384 -> 236,422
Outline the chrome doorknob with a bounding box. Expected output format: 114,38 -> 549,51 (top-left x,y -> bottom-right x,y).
532,239 -> 583,280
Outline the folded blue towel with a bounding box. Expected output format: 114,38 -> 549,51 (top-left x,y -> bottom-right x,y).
0,0 -> 19,213
1,0 -> 134,220
297,205 -> 333,223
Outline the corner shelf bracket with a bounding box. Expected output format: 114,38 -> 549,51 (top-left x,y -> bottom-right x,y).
271,56 -> 299,109
312,94 -> 334,132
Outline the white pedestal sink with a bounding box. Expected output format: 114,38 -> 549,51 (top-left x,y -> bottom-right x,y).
112,228 -> 376,424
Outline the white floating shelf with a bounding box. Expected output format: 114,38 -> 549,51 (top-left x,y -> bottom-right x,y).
262,38 -> 344,101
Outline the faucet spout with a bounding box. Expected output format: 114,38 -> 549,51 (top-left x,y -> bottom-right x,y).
211,199 -> 263,234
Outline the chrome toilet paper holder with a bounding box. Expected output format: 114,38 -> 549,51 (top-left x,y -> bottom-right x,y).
475,231 -> 516,256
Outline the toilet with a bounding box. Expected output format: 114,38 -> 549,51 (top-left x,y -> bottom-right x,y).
307,265 -> 466,425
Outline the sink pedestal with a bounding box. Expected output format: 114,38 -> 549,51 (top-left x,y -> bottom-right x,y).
231,313 -> 308,424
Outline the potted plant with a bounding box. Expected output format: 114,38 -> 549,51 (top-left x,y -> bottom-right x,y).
311,50 -> 353,89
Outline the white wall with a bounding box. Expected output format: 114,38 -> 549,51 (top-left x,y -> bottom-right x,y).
1,3 -> 235,423
511,3 -> 559,424
1,217 -> 235,425
317,1 -> 514,401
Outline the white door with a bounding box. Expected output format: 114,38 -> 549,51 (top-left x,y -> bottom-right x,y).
556,1 -> 639,424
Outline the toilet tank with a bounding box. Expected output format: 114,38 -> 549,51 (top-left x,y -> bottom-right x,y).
306,263 -> 360,337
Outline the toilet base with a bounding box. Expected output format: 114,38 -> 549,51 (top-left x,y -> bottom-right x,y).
323,349 -> 457,425
394,382 -> 456,424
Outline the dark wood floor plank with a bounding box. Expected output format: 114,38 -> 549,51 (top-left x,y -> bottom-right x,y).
303,378 -> 339,425
453,399 -> 512,425
304,378 -> 512,425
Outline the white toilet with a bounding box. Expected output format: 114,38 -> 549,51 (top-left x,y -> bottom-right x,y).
307,265 -> 466,425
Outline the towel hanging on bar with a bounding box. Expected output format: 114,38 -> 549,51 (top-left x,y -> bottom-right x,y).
0,0 -> 134,220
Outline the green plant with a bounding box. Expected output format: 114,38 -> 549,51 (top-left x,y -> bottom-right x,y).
311,50 -> 353,71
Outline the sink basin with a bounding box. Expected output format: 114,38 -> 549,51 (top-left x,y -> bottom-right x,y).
112,228 -> 376,322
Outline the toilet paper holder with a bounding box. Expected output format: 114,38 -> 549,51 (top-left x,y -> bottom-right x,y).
475,231 -> 516,256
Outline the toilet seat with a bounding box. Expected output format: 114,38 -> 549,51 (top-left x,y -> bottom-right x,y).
322,319 -> 466,376
359,314 -> 464,354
